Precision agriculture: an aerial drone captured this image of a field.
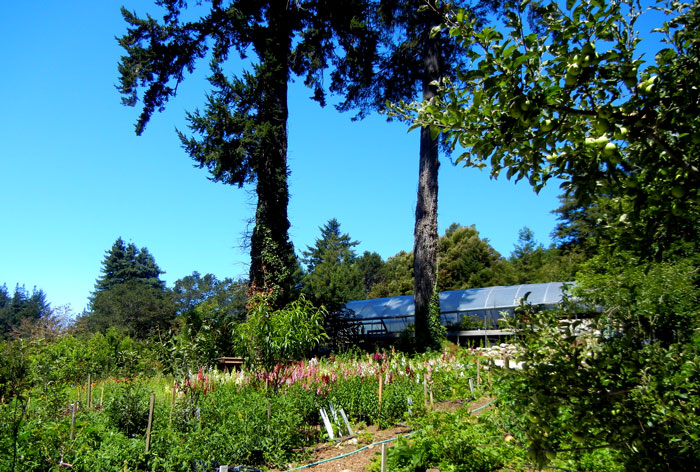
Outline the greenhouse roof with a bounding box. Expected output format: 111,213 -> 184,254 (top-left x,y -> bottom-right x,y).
346,282 -> 571,320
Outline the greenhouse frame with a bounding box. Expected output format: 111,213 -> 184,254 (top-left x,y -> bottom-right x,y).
345,282 -> 572,342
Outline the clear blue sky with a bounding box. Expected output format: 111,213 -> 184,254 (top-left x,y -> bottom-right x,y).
1,1 -> 659,314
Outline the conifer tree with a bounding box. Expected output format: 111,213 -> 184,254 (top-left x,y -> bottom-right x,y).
0,284 -> 51,339
83,238 -> 173,338
117,1 -> 377,308
336,0 -> 498,350
301,219 -> 364,311
93,237 -> 165,294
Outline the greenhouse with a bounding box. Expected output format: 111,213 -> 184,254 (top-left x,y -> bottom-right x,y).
345,282 -> 572,340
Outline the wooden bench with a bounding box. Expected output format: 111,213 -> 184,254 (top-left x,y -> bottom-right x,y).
215,357 -> 244,371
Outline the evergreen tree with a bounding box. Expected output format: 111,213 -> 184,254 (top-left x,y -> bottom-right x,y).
355,251 -> 385,296
84,281 -> 176,340
83,238 -> 173,338
117,1 -> 378,308
0,284 -> 51,339
336,0 -> 499,350
301,219 -> 364,311
508,227 -> 546,284
93,237 -> 165,294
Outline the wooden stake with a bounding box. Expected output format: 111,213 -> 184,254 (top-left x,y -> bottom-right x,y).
145,393 -> 155,453
100,384 -> 104,408
423,378 -> 428,407
169,384 -> 176,427
77,387 -> 81,410
477,358 -> 481,386
87,374 -> 92,409
429,388 -> 434,408
378,373 -> 384,409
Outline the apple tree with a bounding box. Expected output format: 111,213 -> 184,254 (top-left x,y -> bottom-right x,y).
392,0 -> 700,259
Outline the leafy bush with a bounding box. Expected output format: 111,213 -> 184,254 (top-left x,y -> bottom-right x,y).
104,383 -> 153,437
501,256 -> 700,470
370,409 -> 514,472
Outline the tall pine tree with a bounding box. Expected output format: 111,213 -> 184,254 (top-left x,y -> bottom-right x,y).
83,238 -> 174,339
336,0 -> 499,350
301,219 -> 364,311
117,1 -> 378,308
93,237 -> 165,294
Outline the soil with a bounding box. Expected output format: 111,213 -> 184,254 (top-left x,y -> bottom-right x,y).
275,397 -> 495,472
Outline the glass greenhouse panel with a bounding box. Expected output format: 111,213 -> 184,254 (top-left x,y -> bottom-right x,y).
346,282 -> 571,335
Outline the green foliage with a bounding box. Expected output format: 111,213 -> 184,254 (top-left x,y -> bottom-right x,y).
0,284 -> 50,339
301,219 -> 365,311
81,281 -> 176,340
0,340 -> 30,398
172,272 -> 247,318
394,0 -> 700,259
355,251 -> 385,297
437,224 -> 511,291
368,250 -> 415,298
501,257 -> 700,471
369,224 -> 516,299
81,238 -> 173,339
370,409 -> 514,472
239,297 -> 327,387
93,238 -> 165,293
104,382 -> 153,437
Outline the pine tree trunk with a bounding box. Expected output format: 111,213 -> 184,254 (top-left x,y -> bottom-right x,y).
249,1 -> 296,309
413,21 -> 441,351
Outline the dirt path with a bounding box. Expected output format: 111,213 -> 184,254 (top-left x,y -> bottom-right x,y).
279,397 -> 496,472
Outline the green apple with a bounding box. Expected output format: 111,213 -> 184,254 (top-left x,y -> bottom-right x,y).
614,126 -> 629,140
671,186 -> 685,198
603,142 -> 617,156
581,42 -> 596,56
568,63 -> 581,76
594,118 -> 610,133
541,119 -> 554,132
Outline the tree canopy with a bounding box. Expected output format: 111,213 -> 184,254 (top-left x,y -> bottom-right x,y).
301,219 -> 364,312
81,238 -> 174,339
0,284 -> 51,340
117,0 -> 378,307
392,0 -> 699,260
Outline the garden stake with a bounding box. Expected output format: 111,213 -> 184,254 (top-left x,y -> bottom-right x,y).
378,373 -> 383,409
77,387 -> 81,410
100,384 -> 104,408
169,384 -> 176,426
488,358 -> 492,387
145,393 -> 155,453
87,374 -> 91,409
429,388 -> 434,408
380,443 -> 387,472
70,402 -> 77,441
423,378 -> 428,407
477,358 -> 481,385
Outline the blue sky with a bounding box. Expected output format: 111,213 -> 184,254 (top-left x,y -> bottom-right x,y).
2,1 -> 657,314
